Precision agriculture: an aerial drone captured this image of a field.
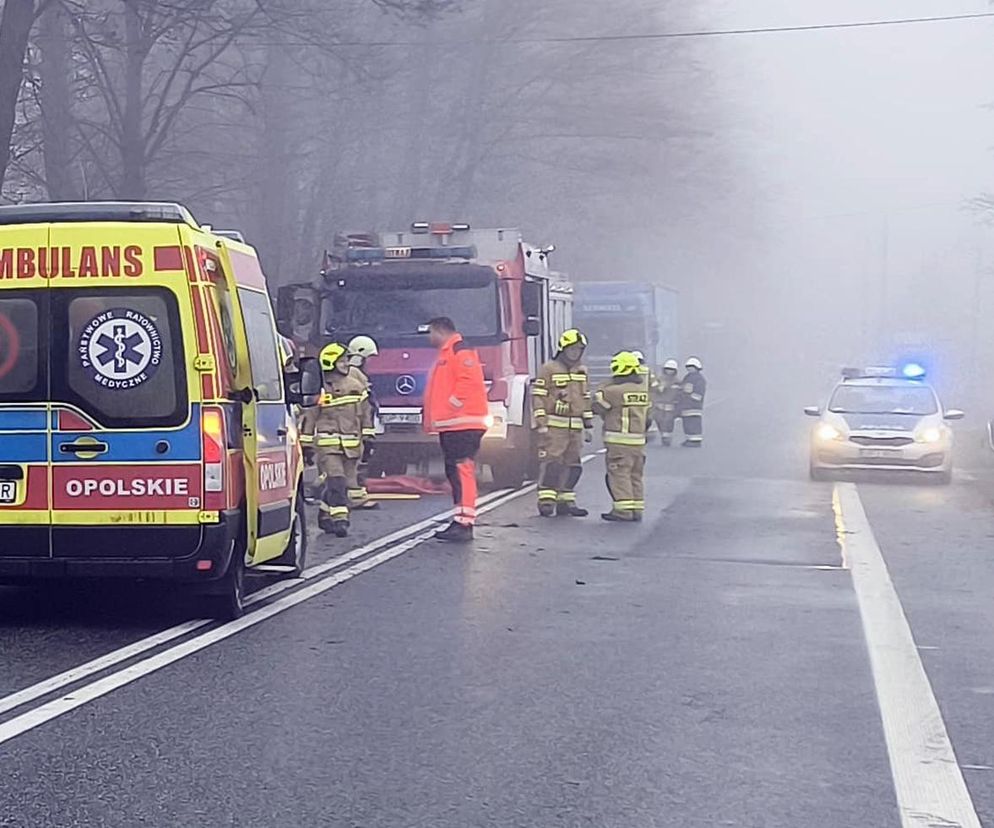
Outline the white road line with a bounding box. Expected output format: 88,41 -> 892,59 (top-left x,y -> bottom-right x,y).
0,487 -> 513,720
835,482 -> 981,828
0,484 -> 534,747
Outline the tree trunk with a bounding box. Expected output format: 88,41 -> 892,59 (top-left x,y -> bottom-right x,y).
0,0 -> 36,193
37,1 -> 81,200
120,2 -> 146,199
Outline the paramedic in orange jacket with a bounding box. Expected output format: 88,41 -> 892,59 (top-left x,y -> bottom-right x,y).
423,317 -> 490,542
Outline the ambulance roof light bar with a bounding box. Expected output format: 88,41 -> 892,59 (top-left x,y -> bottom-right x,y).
0,201 -> 198,227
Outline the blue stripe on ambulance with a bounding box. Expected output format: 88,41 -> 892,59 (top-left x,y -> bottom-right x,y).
50,403 -> 202,463
0,434 -> 49,462
0,408 -> 48,463
0,408 -> 48,432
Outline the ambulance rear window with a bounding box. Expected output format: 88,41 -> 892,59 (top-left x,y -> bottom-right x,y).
0,294 -> 43,400
52,288 -> 188,428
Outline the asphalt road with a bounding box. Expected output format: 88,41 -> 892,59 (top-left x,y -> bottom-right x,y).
2,400 -> 994,826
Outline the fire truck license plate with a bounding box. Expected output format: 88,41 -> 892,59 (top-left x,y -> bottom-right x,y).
381,412 -> 422,425
0,481 -> 16,503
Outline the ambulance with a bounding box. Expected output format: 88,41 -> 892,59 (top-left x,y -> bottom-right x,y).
0,202 -> 322,619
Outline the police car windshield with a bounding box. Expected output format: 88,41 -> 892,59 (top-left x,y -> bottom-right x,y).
828,384 -> 938,416
324,281 -> 500,342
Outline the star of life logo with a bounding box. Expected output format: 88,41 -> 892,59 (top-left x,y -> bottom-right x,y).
78,307 -> 162,390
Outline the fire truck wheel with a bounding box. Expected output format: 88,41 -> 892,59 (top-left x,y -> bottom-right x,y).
491,448 -> 530,489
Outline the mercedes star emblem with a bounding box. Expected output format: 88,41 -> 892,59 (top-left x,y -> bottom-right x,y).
396,375 -> 417,395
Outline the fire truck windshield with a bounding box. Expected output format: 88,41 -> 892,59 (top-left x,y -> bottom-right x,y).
323,278 -> 500,343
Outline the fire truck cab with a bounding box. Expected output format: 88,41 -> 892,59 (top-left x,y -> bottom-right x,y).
278,222 -> 573,487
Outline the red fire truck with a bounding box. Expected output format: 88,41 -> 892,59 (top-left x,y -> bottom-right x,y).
277,222 -> 573,487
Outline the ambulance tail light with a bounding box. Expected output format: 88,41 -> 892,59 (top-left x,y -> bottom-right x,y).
202,406 -> 226,496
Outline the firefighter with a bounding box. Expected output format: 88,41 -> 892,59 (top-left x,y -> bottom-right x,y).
423,317 -> 489,542
632,349 -> 659,434
653,358 -> 681,446
347,335 -> 381,510
532,329 -> 594,518
593,351 -> 650,522
680,356 -> 707,447
631,350 -> 659,394
299,342 -> 373,538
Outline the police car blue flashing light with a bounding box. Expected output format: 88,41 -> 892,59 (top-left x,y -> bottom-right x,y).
841,364 -> 927,381
901,362 -> 927,379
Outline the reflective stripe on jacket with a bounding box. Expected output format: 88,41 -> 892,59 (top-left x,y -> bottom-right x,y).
592,378 -> 650,447
532,357 -> 592,430
299,372 -> 372,458
424,333 -> 489,433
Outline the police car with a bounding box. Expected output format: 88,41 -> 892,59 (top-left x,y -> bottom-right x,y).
804,365 -> 963,483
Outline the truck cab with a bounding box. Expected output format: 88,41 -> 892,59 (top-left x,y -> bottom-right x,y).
279,222 -> 572,487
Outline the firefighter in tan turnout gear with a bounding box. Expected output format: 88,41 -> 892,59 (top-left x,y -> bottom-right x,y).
531,329 -> 594,517
653,358 -> 681,446
347,335 -> 380,510
300,342 -> 373,538
593,350 -> 650,522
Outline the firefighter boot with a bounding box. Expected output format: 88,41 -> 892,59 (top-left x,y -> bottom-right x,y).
435,521 -> 474,543
332,519 -> 349,538
601,511 -> 635,523
556,466 -> 586,516
318,512 -> 335,534
538,460 -> 562,518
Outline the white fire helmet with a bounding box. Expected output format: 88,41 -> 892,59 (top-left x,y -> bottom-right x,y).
348,335 -> 379,360
663,359 -> 679,372
685,356 -> 703,371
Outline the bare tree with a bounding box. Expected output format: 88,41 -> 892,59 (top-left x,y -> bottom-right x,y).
63,0 -> 264,198
0,0 -> 38,189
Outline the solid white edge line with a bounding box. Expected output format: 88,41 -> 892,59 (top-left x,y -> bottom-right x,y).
0,486 -> 514,720
0,482 -> 536,746
835,482 -> 981,828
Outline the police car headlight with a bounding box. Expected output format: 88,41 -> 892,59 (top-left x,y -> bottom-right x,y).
816,424 -> 842,441
917,427 -> 943,444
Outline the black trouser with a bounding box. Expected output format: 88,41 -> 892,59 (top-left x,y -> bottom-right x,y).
439,429 -> 485,526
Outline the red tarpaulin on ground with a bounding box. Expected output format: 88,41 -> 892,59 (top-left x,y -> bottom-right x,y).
366,476 -> 451,495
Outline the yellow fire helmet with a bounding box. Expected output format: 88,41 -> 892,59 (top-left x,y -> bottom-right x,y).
558,328 -> 587,351
610,350 -> 641,377
319,342 -> 349,371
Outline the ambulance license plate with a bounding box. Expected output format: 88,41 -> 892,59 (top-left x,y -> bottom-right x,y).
860,448 -> 900,459
0,481 -> 16,503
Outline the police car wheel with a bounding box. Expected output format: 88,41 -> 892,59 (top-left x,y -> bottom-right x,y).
809,464 -> 830,482
273,493 -> 308,578
935,469 -> 953,486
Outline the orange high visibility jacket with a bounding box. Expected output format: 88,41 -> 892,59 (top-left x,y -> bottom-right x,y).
424,333 -> 489,433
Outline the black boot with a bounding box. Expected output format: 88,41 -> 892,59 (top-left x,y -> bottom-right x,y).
318,512 -> 335,533
435,521 -> 473,542
682,439 -> 702,448
557,501 -> 588,518
538,501 -> 556,518
601,511 -> 634,522
332,519 -> 349,538
660,435 -> 671,447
